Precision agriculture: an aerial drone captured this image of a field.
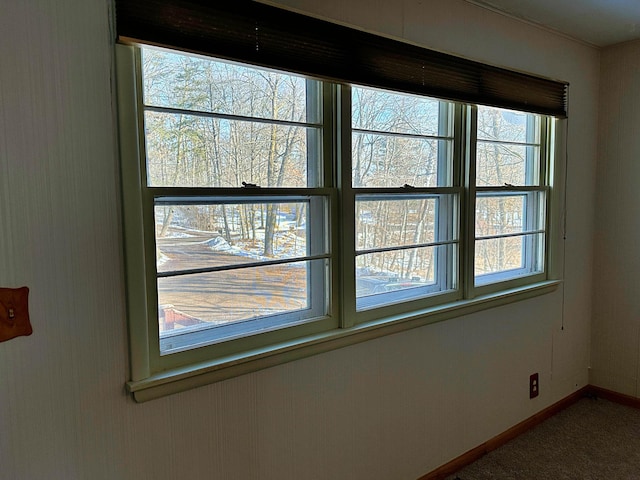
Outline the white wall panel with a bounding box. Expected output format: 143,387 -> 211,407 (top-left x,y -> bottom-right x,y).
591,39 -> 640,396
0,0 -> 598,478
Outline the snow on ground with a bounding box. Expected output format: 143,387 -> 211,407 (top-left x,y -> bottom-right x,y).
207,232 -> 307,262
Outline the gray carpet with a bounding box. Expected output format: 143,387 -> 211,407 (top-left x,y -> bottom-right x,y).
445,396 -> 640,479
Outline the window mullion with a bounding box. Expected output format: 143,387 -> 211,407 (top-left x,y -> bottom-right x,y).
538,117 -> 551,273
462,105 -> 477,299
338,84 -> 356,328
321,83 -> 341,324
542,117 -> 553,276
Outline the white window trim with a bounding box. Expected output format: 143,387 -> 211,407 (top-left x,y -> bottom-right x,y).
116,44 -> 563,402
345,87 -> 462,323
126,281 -> 559,402
468,105 -> 553,297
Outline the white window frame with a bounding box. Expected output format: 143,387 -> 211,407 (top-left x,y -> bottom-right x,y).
467,105 -> 551,296
117,45 -> 340,377
342,86 -> 463,324
116,44 -> 561,402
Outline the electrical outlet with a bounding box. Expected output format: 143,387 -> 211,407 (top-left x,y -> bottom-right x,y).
529,373 -> 539,399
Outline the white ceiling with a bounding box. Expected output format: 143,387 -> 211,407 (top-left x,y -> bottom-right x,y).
465,0 -> 640,47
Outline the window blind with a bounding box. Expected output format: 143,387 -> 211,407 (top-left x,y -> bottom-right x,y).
115,0 -> 568,117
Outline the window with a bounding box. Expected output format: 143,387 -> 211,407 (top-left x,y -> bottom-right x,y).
119,47 -> 338,373
115,4 -> 563,401
350,87 -> 459,315
141,48 -> 332,357
473,106 -> 549,291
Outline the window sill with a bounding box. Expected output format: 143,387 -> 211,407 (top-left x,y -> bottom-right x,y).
126,280 -> 560,402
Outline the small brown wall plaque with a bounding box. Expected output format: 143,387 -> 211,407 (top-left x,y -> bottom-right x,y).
0,287 -> 32,342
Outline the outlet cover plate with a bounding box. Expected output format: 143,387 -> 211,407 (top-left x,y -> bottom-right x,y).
530,372 -> 539,399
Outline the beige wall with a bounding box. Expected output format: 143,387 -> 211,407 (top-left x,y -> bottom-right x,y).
0,0 -> 599,478
590,39 -> 640,395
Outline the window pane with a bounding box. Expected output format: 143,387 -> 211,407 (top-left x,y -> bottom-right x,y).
477,106 -> 539,143
158,260 -> 313,339
352,133 -> 451,187
352,86 -> 448,136
476,195 -> 526,237
142,47 -> 320,123
476,106 -> 541,187
352,86 -> 453,188
476,192 -> 545,238
474,233 -> 544,282
155,202 -> 317,274
145,111 -> 319,188
357,247 -> 436,287
356,245 -> 456,310
356,197 -> 454,251
476,142 -> 539,186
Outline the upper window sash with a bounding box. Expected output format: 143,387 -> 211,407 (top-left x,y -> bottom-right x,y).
139,46 -> 325,190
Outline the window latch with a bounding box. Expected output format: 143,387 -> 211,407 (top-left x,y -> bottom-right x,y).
242,181 -> 260,189
504,183 -> 515,188
402,183 -> 415,189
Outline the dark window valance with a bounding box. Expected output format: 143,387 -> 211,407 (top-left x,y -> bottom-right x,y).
115,0 -> 568,117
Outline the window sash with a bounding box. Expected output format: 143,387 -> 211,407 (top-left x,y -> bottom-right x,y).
474,233 -> 545,285
353,192 -> 459,311
158,257 -> 328,354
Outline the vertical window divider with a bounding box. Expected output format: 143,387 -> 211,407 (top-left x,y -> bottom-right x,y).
462,105 -> 478,299
323,82 -> 341,325
540,117 -> 550,186
547,117 -> 563,281
540,117 -> 552,277
451,103 -> 465,301
338,84 -> 356,328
